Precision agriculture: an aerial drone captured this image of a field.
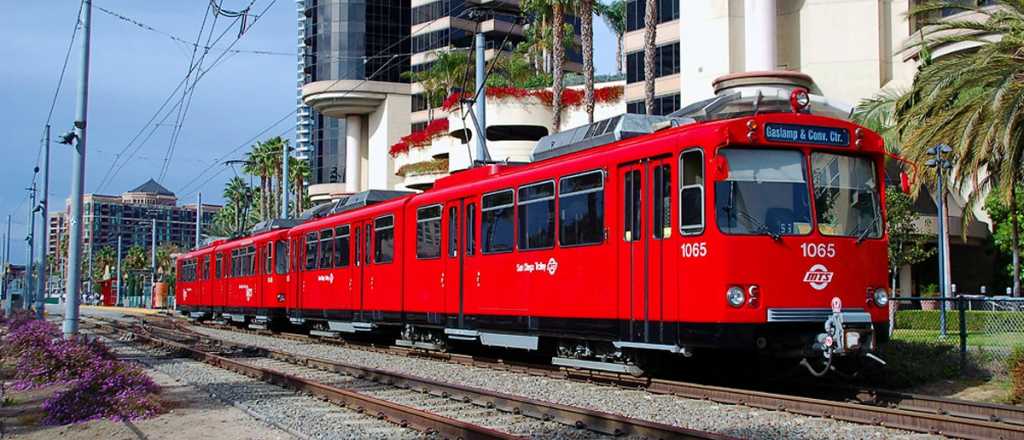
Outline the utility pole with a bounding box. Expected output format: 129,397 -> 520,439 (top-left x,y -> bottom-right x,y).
36,125 -> 50,319
1,233 -> 6,317
25,176 -> 37,313
474,30 -> 487,164
150,218 -> 156,308
3,216 -> 11,316
282,145 -> 289,219
64,0 -> 92,337
195,192 -> 202,248
115,235 -> 122,307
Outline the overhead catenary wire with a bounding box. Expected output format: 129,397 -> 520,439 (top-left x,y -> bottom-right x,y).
159,1 -> 219,181
93,3 -> 288,57
95,0 -> 279,193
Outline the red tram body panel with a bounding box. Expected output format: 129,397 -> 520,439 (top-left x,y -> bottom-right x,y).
177,105 -> 892,368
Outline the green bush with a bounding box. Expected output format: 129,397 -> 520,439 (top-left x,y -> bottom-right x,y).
1010,346 -> 1024,404
863,340 -> 962,389
894,310 -> 1024,332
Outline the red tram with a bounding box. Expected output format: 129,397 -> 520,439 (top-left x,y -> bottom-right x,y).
177,75 -> 893,374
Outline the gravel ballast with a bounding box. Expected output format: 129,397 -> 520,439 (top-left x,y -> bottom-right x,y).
189,325 -> 946,440
92,328 -> 423,440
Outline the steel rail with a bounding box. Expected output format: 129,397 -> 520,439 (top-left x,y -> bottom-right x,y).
91,320 -> 516,440
158,316 -> 1024,440
101,317 -> 732,440
646,379 -> 1023,440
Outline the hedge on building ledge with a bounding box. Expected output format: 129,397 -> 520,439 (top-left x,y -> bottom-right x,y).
396,158 -> 449,177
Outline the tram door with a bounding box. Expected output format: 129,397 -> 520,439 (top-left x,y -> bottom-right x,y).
443,200 -> 470,328
353,223 -> 369,321
618,156 -> 673,343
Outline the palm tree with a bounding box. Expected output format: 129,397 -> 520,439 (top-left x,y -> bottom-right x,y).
523,0 -> 554,74
242,144 -> 266,220
289,156 -> 311,217
551,0 -> 567,131
122,245 -> 148,272
263,136 -> 287,218
580,0 -> 596,124
596,0 -> 626,75
223,176 -> 253,235
643,0 -> 657,114
92,246 -> 116,282
894,1 -> 1024,295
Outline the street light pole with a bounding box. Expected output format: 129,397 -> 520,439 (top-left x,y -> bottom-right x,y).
36,126 -> 50,319
150,218 -> 156,308
282,145 -> 289,219
927,144 -> 953,337
115,235 -> 122,307
3,215 -> 10,316
25,175 -> 37,313
195,192 -> 202,248
64,0 -> 92,337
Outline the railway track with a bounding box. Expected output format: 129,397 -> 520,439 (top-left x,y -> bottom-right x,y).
147,315 -> 1024,440
87,316 -> 730,440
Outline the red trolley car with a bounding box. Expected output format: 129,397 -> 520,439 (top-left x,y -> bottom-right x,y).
178,74 -> 893,374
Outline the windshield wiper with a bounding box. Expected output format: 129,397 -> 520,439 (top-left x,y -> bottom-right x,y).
735,209 -> 782,241
854,216 -> 880,244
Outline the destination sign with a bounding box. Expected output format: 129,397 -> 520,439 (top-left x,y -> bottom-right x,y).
764,123 -> 849,147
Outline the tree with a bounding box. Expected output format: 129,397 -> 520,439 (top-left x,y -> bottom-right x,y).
155,243 -> 180,283
92,246 -> 116,282
551,0 -> 567,130
580,0 -> 596,124
642,0 -> 657,114
289,156 -> 311,217
885,188 -> 935,294
243,143 -> 268,220
596,0 -> 626,75
985,185 -> 1024,287
262,136 -> 287,219
122,245 -> 148,272
894,1 -> 1024,296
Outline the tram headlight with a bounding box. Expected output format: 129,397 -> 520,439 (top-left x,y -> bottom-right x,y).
726,286 -> 745,308
872,288 -> 889,307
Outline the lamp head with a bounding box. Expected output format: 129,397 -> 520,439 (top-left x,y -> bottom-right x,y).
58,131 -> 77,145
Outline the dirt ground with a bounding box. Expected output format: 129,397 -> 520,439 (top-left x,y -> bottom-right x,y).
0,363 -> 293,440
911,376 -> 1016,404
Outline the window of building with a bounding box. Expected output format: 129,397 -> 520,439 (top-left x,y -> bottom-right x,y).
417,205 -> 442,259
626,0 -> 680,32
305,232 -> 318,270
374,215 -> 395,263
465,203 -> 476,256
559,170 -> 605,246
486,125 -> 549,142
275,240 -> 289,275
518,181 -> 555,250
626,42 -> 680,84
652,164 -> 672,239
481,190 -> 514,253
626,94 -> 681,116
319,229 -> 334,269
680,149 -> 705,234
412,93 -> 429,112
334,225 -> 350,267
448,206 -> 458,258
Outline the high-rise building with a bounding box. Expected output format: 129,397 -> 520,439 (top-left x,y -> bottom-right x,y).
298,0 -> 413,201
47,179 -> 221,275
623,0 -> 681,115
408,1 -> 582,132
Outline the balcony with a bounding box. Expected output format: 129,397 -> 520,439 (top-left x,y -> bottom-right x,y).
301,80 -> 410,117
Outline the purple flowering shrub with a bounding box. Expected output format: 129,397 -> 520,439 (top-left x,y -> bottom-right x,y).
3,319 -> 60,360
2,319 -> 162,424
42,359 -> 161,424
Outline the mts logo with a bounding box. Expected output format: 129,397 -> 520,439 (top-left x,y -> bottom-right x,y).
803,264 -> 834,290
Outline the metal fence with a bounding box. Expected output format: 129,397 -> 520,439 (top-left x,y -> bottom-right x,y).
889,296 -> 1024,372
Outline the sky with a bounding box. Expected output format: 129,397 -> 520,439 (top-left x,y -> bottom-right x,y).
0,0 -> 618,264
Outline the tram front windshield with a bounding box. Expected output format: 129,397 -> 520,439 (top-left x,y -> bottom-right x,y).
715,149 -> 812,237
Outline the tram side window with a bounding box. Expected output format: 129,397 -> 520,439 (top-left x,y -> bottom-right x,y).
264,243 -> 273,275
559,170 -> 605,246
416,205 -> 442,259
624,170 -> 642,241
203,255 -> 210,280
305,232 -> 318,270
319,229 -> 334,269
653,164 -> 672,239
481,190 -> 515,253
275,240 -> 289,274
215,254 -> 222,278
334,226 -> 350,267
518,181 -> 555,250
465,203 -> 476,256
448,206 -> 458,257
375,215 -> 395,263
679,149 -> 705,234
